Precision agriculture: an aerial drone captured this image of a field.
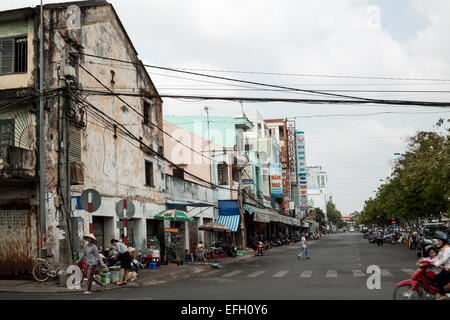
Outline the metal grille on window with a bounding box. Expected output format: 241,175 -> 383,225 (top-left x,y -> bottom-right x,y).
14,37 -> 27,73
217,162 -> 228,185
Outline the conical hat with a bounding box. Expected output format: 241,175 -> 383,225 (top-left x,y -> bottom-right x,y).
83,233 -> 97,241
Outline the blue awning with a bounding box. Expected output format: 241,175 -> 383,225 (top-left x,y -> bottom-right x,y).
217,214 -> 241,232
218,200 -> 240,215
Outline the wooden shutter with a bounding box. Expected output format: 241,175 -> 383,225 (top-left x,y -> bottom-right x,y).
69,129 -> 81,163
0,38 -> 14,75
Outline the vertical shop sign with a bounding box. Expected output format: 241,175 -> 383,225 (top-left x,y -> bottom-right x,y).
270,163 -> 283,197
287,121 -> 297,186
296,131 -> 308,206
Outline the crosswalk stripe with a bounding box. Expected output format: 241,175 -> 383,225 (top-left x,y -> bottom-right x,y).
401,269 -> 415,275
352,269 -> 365,277
326,270 -> 338,278
222,270 -> 242,278
381,269 -> 394,277
247,271 -> 266,278
273,270 -> 289,278
201,270 -> 221,277
300,271 -> 313,278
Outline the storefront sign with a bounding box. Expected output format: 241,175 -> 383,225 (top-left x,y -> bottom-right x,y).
269,163 -> 283,197
242,179 -> 254,187
166,228 -> 179,233
280,146 -> 289,196
287,121 -> 297,186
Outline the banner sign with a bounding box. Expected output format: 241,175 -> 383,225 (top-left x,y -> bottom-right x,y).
270,163 -> 283,197
297,131 -> 308,205
287,121 -> 297,186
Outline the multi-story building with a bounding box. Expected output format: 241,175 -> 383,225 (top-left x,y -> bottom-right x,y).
307,166 -> 329,221
164,114 -> 252,249
0,1 -> 166,278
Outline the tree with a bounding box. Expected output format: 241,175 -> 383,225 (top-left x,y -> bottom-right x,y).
313,208 -> 327,227
326,201 -> 345,228
361,119 -> 449,226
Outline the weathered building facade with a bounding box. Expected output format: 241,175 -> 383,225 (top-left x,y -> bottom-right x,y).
0,1 -> 166,278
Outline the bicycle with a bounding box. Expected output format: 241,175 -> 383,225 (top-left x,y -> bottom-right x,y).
32,254 -> 59,282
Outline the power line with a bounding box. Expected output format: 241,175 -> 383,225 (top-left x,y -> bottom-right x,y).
77,88 -> 450,107
70,89 -> 241,193
165,66 -> 450,82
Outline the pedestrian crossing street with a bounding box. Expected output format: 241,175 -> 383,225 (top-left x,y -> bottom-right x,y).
200,267 -> 416,280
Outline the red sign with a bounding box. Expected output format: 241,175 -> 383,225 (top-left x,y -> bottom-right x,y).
392,220 -> 396,224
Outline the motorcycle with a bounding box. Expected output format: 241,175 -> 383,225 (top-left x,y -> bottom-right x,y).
213,240 -> 237,257
255,241 -> 264,256
393,261 -> 450,300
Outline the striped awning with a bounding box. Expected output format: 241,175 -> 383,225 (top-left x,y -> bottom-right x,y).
243,204 -> 254,214
217,214 -> 241,232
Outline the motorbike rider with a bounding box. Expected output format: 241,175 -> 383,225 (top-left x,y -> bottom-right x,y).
419,245 -> 441,276
429,231 -> 450,300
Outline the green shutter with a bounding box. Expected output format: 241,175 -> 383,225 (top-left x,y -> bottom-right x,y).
0,38 -> 14,75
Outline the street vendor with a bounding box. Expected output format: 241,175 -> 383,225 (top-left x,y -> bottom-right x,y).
111,239 -> 132,286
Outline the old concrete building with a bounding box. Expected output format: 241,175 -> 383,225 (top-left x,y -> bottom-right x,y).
0,1 -> 165,278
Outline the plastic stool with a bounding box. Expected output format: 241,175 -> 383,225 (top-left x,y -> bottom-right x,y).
148,262 -> 157,270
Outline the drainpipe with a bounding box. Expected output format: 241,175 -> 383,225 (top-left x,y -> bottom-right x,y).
39,0 -> 46,258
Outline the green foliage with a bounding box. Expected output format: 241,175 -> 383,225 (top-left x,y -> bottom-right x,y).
326,201 -> 346,228
313,207 -> 327,226
361,119 -> 449,226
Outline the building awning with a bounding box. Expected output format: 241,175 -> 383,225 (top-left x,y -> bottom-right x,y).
167,202 -> 214,208
218,200 -> 240,215
243,204 -> 255,214
217,215 -> 241,232
217,200 -> 240,232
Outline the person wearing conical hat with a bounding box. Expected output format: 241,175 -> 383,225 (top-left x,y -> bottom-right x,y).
76,233 -> 104,294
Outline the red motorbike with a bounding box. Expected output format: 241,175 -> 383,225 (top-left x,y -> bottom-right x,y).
255,241 -> 264,256
393,261 -> 450,300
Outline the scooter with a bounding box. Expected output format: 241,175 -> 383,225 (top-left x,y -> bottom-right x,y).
393,261 -> 450,300
255,241 -> 264,256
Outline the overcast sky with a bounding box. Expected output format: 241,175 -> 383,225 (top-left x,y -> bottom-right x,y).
3,0 -> 449,215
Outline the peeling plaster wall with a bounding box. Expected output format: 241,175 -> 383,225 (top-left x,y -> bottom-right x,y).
40,4 -> 166,252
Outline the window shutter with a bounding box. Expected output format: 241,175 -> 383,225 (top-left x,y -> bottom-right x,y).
69,129 -> 81,163
0,38 -> 14,75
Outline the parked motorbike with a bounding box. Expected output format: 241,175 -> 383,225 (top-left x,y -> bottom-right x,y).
212,240 -> 237,257
393,261 -> 450,300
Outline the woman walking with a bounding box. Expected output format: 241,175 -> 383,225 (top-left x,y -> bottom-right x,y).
297,233 -> 310,260
77,233 -> 104,294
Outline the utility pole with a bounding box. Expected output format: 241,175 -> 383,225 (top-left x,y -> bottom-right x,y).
38,0 -> 46,259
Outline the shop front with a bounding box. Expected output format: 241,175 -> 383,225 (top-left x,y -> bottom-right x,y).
217,200 -> 241,249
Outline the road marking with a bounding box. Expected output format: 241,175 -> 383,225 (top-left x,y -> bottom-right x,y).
273,270 -> 290,278
299,271 -> 313,278
201,270 -> 221,277
381,269 -> 394,277
247,271 -> 266,278
401,269 -> 416,275
222,270 -> 242,278
326,270 -> 338,278
352,269 -> 366,277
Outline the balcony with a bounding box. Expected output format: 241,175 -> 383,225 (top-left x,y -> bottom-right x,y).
234,116 -> 254,131
0,145 -> 36,180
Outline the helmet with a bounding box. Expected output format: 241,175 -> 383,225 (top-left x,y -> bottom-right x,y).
425,245 -> 438,255
433,231 -> 448,244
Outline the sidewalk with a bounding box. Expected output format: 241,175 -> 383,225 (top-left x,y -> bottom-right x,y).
0,250 -> 256,293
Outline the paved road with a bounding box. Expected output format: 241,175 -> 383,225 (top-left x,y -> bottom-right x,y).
0,233 -> 419,300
